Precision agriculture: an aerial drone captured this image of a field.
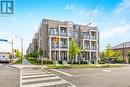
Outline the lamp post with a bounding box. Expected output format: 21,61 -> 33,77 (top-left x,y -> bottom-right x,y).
123,43 -> 125,64
15,35 -> 23,63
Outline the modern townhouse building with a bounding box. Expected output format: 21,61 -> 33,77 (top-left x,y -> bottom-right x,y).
26,33 -> 38,54
113,41 -> 130,63
35,19 -> 100,63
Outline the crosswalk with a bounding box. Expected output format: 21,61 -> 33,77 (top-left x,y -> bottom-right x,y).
21,68 -> 76,87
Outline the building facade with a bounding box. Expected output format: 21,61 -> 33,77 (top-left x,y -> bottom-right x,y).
113,41 -> 130,63
27,19 -> 100,63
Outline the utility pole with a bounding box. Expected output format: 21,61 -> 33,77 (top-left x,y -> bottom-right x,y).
123,43 -> 125,64
12,38 -> 14,63
21,38 -> 23,62
15,35 -> 23,63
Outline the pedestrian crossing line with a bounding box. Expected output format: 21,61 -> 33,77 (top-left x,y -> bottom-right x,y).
22,74 -> 55,79
22,76 -> 60,83
22,79 -> 68,87
22,72 -> 47,75
22,69 -> 77,87
22,73 -> 48,76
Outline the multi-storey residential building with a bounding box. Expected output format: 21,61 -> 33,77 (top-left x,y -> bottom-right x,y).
113,41 -> 130,63
35,19 -> 100,63
26,33 -> 38,54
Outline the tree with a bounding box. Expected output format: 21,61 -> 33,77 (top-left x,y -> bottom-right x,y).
104,44 -> 115,59
38,48 -> 44,65
127,51 -> 130,64
16,49 -> 21,58
101,44 -> 123,63
31,50 -> 39,59
69,39 -> 80,64
39,48 -> 43,57
113,50 -> 122,58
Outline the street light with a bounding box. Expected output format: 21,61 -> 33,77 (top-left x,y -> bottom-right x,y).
15,35 -> 23,63
123,43 -> 125,64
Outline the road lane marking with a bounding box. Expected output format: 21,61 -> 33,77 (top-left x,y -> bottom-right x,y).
20,68 -> 22,87
22,68 -> 77,87
102,70 -> 111,72
22,74 -> 55,79
22,80 -> 68,87
22,72 -> 47,75
51,69 -> 73,76
22,76 -> 60,83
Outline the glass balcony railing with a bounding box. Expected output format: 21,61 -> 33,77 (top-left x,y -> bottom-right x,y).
60,32 -> 67,36
60,44 -> 67,48
50,31 -> 59,35
91,46 -> 96,50
84,46 -> 90,50
83,35 -> 90,39
51,43 -> 59,48
91,35 -> 96,39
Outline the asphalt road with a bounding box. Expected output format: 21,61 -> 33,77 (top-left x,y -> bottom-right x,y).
47,65 -> 130,87
0,63 -> 20,87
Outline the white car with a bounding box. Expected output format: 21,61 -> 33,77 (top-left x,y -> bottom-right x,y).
0,57 -> 10,63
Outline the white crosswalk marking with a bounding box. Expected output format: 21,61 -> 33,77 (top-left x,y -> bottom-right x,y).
22,80 -> 68,87
22,76 -> 60,83
22,74 -> 54,79
22,68 -> 77,87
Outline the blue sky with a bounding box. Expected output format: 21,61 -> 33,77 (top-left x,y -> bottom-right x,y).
0,0 -> 130,54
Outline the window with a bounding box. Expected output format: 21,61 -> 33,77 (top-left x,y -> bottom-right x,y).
74,32 -> 78,38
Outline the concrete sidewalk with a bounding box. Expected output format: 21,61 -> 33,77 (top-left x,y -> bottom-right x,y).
10,59 -> 47,69
10,64 -> 47,69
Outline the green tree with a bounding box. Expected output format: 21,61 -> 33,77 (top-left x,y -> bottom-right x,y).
69,39 -> 80,64
127,51 -> 130,64
31,50 -> 39,59
16,49 -> 21,58
104,44 -> 115,58
113,50 -> 122,58
39,48 -> 43,57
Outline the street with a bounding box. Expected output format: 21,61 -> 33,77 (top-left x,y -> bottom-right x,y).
47,65 -> 130,87
1,63 -> 130,87
0,63 -> 20,87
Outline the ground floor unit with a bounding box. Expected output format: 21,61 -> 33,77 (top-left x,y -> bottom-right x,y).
48,49 -> 99,64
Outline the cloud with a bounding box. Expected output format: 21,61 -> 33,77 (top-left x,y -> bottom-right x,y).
114,0 -> 130,13
64,4 -> 75,10
101,23 -> 130,40
64,4 -> 99,19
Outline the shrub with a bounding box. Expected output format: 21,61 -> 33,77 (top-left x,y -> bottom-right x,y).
58,61 -> 62,64
98,60 -> 105,64
117,58 -> 123,63
80,61 -> 88,64
43,60 -> 53,64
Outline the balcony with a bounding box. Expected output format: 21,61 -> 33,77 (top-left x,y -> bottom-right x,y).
49,28 -> 59,36
91,35 -> 96,39
91,46 -> 96,50
51,43 -> 59,48
60,32 -> 67,36
60,44 -> 67,48
60,26 -> 68,37
60,39 -> 67,48
84,46 -> 90,50
50,31 -> 59,36
82,32 -> 90,39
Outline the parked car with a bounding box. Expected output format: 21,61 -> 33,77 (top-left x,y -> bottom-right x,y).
0,57 -> 10,63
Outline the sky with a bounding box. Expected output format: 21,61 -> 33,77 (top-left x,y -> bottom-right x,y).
0,0 -> 130,54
